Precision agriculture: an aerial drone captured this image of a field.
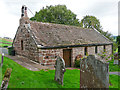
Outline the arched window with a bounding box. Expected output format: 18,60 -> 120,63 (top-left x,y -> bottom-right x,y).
21,40 -> 23,50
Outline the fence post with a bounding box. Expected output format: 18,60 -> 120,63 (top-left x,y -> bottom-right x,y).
1,53 -> 4,67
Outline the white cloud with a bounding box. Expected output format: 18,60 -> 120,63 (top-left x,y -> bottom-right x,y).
0,0 -> 19,38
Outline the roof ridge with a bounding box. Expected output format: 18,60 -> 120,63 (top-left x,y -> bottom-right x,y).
29,20 -> 86,29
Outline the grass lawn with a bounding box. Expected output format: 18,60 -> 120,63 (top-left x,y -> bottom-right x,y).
2,56 -> 80,88
0,43 -> 12,47
107,59 -> 120,72
1,56 -> 119,88
109,75 -> 120,88
0,54 -> 2,85
0,38 -> 12,44
0,38 -> 12,47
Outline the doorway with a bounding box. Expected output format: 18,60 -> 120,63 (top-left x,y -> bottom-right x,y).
63,49 -> 72,67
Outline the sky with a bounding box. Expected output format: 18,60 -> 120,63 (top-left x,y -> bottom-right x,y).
0,0 -> 119,39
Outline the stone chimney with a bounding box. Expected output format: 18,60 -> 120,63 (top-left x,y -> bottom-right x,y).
21,5 -> 28,17
20,5 -> 29,26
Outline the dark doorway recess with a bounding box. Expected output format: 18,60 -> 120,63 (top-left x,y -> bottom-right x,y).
63,49 -> 72,67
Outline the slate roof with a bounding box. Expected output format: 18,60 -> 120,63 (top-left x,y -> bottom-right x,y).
25,19 -> 113,47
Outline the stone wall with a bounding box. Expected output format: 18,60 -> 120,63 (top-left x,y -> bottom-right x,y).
98,46 -> 104,54
38,49 -> 63,65
38,45 -> 112,66
13,24 -> 39,62
72,47 -> 84,66
73,45 -> 112,66
105,45 -> 112,60
87,46 -> 95,55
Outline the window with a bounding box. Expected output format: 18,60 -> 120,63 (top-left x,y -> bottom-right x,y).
95,46 -> 97,54
21,40 -> 23,50
103,45 -> 106,52
84,47 -> 87,55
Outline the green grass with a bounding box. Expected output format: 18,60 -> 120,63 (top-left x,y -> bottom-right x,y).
0,54 -> 2,85
0,38 -> 12,44
1,56 -> 119,88
2,56 -> 80,88
0,38 -> 12,47
107,59 -> 120,72
0,43 -> 12,47
109,75 -> 120,88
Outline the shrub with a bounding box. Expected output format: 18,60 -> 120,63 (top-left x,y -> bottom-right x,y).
3,46 -> 8,48
8,47 -> 15,56
74,60 -> 80,68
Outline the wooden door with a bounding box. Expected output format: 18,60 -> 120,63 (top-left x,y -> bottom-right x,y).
63,49 -> 71,67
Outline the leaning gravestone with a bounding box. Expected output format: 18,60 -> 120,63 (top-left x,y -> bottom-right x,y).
1,68 -> 12,90
54,56 -> 66,85
80,55 -> 109,88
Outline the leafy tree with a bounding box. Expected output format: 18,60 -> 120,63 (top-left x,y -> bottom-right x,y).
80,15 -> 113,41
117,36 -> 120,59
117,35 -> 120,44
30,5 -> 80,26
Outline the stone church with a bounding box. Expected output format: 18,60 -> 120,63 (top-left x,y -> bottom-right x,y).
13,5 -> 113,67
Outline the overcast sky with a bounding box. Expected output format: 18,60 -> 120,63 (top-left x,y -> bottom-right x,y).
0,0 -> 119,39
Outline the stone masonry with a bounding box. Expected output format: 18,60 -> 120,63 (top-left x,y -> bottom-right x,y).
38,49 -> 63,65
13,19 -> 39,63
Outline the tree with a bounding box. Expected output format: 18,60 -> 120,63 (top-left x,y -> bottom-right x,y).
117,35 -> 120,56
80,15 -> 113,41
30,5 -> 80,26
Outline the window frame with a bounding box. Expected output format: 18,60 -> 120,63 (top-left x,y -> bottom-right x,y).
21,40 -> 23,50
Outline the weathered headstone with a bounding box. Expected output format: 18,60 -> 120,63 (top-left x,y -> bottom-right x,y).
1,68 -> 12,90
80,55 -> 109,88
114,60 -> 119,65
54,56 -> 66,85
114,52 -> 119,65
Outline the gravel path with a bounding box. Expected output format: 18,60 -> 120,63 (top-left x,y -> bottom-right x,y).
5,55 -> 55,71
5,55 -> 80,71
109,72 -> 120,76
0,48 -> 8,55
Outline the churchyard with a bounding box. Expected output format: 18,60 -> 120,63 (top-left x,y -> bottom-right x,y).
0,54 -> 119,89
0,56 -> 80,88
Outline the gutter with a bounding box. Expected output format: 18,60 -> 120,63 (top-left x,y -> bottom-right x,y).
38,43 -> 113,49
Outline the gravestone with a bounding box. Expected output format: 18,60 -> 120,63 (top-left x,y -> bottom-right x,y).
80,55 -> 109,88
1,68 -> 12,90
114,52 -> 119,65
114,60 -> 119,65
54,56 -> 66,85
